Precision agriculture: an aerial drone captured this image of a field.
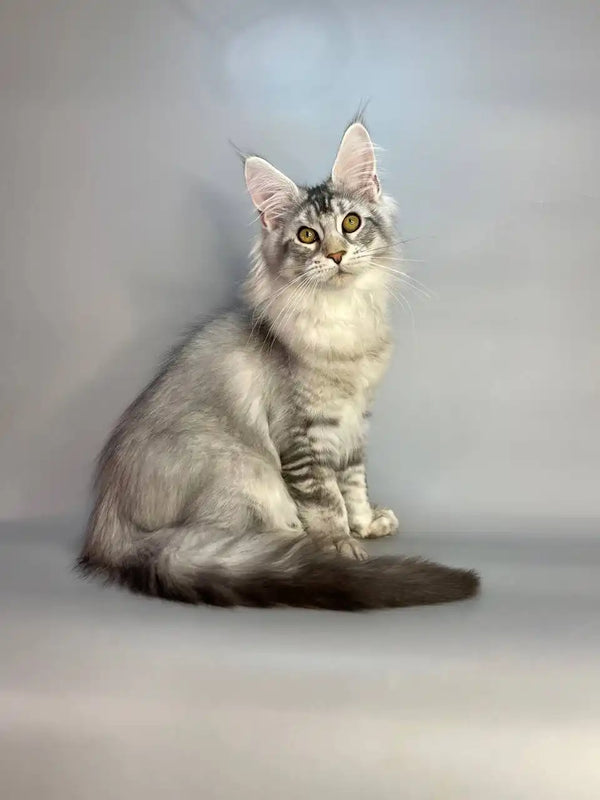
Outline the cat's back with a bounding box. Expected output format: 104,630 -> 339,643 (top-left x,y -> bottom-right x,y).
116,309 -> 283,436
176,309 -> 251,371
141,309 -> 253,404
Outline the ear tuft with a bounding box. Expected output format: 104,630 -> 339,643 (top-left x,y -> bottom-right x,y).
331,122 -> 380,201
244,156 -> 299,230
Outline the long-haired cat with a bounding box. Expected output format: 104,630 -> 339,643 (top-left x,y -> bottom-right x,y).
77,119 -> 479,609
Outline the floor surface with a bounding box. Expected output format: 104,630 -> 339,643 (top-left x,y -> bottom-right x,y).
1,518 -> 599,799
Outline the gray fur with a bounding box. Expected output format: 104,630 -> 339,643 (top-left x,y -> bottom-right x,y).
77,121 -> 479,609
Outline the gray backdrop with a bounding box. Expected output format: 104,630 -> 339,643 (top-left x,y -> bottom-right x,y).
2,4 -> 600,799
1,0 -> 599,529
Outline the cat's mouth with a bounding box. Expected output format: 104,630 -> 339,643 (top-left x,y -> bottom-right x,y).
327,267 -> 357,287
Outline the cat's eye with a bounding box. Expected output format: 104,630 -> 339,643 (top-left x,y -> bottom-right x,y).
297,226 -> 319,244
342,213 -> 361,233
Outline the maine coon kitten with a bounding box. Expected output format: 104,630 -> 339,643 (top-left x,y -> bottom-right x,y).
77,120 -> 479,609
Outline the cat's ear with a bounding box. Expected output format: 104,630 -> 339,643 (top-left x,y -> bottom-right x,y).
244,156 -> 299,230
331,122 -> 380,201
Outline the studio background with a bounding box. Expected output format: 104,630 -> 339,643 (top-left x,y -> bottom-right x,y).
2,5 -> 600,799
2,0 -> 599,531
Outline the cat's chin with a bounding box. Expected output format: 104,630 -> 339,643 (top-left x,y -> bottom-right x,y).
326,270 -> 358,289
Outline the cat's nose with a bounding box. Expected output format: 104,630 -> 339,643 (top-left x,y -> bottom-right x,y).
327,250 -> 346,265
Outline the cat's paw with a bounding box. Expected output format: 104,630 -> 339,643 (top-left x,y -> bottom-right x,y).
313,534 -> 368,560
318,536 -> 368,560
335,537 -> 368,560
363,508 -> 399,539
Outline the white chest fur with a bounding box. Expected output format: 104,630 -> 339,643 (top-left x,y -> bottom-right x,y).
268,278 -> 392,465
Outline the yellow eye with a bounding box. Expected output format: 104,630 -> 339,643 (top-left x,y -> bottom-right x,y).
342,213 -> 361,233
297,226 -> 318,244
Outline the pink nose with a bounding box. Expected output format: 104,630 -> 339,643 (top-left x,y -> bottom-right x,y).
327,250 -> 346,265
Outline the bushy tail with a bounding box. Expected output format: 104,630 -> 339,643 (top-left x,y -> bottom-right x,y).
77,527 -> 479,610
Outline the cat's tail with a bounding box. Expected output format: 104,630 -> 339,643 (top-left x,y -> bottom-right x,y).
77,525 -> 479,610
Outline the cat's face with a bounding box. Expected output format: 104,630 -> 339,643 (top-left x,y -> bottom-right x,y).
245,122 -> 395,291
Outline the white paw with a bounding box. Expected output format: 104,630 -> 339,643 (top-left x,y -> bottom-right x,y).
364,508 -> 399,539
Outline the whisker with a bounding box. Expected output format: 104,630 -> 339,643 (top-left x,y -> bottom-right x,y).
378,275 -> 431,301
266,274 -> 314,340
385,286 -> 417,342
361,245 -> 425,264
368,262 -> 434,298
267,276 -> 316,355
246,272 -> 308,346
344,247 -> 434,298
357,247 -> 432,290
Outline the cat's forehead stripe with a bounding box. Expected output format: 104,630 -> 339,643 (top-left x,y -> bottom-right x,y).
305,183 -> 333,214
299,187 -> 356,223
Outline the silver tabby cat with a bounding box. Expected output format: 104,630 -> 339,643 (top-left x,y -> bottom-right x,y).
78,120 -> 479,609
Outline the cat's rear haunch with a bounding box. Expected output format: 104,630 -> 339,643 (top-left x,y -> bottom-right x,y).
77,119 -> 479,610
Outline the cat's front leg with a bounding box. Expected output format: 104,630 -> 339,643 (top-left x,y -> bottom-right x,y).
337,460 -> 399,540
283,461 -> 367,560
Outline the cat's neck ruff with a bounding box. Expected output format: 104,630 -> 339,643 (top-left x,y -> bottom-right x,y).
246,255 -> 392,361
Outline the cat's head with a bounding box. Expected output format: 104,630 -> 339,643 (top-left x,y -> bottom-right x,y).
244,121 -> 395,292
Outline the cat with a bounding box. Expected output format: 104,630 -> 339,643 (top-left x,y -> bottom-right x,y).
77,118 -> 479,609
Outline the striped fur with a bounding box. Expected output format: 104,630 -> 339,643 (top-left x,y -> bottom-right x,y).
77,121 -> 480,609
